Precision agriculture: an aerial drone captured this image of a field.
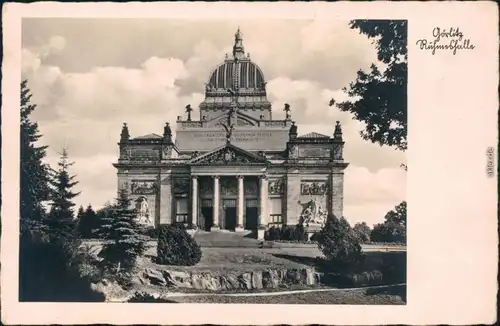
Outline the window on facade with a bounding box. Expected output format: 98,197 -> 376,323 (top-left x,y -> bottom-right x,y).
175,198 -> 188,223
269,198 -> 282,224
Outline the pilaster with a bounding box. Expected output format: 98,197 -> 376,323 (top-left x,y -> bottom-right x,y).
159,172 -> 173,225
191,176 -> 198,227
259,174 -> 269,227
329,169 -> 345,218
285,172 -> 301,225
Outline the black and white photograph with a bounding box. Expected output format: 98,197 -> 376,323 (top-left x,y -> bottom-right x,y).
17,17 -> 408,305
2,2 -> 498,325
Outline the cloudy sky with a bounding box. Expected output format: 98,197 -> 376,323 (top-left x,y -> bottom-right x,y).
22,18 -> 406,226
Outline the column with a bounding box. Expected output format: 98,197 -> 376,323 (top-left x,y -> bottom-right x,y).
236,175 -> 244,231
212,175 -> 220,230
259,174 -> 268,227
191,176 -> 198,227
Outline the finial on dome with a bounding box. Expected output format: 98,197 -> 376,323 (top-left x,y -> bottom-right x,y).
233,27 -> 245,59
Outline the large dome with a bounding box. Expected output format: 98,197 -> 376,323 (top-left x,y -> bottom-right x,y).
204,28 -> 267,93
207,60 -> 265,90
199,28 -> 271,119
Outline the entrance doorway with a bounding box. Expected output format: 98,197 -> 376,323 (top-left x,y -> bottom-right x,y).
224,207 -> 237,231
245,199 -> 259,231
200,199 -> 213,231
222,199 -> 237,231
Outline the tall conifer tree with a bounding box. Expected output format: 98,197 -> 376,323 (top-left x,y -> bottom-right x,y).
20,80 -> 50,228
99,188 -> 148,274
78,204 -> 98,239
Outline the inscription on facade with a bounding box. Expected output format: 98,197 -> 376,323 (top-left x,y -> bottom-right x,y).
300,181 -> 328,195
131,180 -> 157,195
193,131 -> 273,143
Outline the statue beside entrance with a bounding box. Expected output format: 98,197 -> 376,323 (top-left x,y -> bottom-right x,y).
298,196 -> 327,227
135,196 -> 153,226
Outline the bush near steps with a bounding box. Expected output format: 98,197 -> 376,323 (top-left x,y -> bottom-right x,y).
156,224 -> 202,266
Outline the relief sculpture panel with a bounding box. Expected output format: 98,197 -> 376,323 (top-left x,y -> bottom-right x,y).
300,181 -> 328,195
268,178 -> 284,195
131,180 -> 158,195
173,178 -> 190,195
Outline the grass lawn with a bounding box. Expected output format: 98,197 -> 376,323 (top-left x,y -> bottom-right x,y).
140,246 -> 321,274
165,285 -> 406,304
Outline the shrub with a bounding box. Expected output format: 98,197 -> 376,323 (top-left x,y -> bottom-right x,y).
128,292 -> 178,303
317,214 -> 363,269
265,224 -> 308,242
156,225 -> 202,266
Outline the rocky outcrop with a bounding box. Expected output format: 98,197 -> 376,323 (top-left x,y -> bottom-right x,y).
135,267 -> 321,291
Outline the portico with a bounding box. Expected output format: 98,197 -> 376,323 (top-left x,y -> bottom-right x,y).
190,171 -> 269,232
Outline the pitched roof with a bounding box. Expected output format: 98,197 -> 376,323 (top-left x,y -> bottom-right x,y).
298,132 -> 330,139
132,133 -> 163,140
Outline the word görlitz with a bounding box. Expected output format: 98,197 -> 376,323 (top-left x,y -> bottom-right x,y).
416,27 -> 475,55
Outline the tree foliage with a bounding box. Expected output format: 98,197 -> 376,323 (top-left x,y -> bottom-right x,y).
316,214 -> 362,268
371,201 -> 407,243
353,222 -> 372,243
98,188 -> 149,273
78,204 -> 99,239
48,148 -> 81,220
337,20 -> 407,151
20,79 -> 50,226
19,80 -> 102,301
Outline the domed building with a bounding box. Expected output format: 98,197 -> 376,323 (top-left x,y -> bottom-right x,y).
113,29 -> 348,239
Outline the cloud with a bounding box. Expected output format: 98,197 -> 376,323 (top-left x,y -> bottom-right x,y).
22,19 -> 406,224
343,166 -> 406,226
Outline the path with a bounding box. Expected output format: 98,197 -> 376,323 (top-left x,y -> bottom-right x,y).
157,283 -> 406,298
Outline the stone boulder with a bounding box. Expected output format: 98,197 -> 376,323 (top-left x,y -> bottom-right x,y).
190,272 -> 221,290
163,270 -> 193,288
219,274 -> 240,290
262,269 -> 279,289
251,271 -> 263,289
238,272 -> 253,290
144,268 -> 167,286
302,268 -> 316,285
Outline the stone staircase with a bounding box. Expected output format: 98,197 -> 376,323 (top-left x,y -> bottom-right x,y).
192,230 -> 262,248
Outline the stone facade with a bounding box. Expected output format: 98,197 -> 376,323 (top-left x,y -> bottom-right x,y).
112,29 -> 348,236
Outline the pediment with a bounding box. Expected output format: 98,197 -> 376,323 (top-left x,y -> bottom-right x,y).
189,144 -> 267,165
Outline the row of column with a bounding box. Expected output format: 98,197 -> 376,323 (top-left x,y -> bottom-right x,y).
191,175 -> 268,229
